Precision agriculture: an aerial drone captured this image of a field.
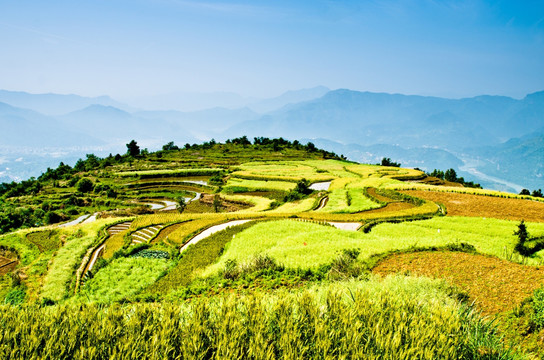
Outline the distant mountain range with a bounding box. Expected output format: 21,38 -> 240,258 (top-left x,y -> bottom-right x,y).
0,87 -> 542,192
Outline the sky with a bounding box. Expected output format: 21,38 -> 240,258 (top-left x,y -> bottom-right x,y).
0,0 -> 543,99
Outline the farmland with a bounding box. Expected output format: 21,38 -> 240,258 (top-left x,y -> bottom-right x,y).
1,139 -> 544,357
403,190 -> 544,222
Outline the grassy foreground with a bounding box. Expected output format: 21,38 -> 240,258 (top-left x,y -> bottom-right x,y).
0,277 -> 518,360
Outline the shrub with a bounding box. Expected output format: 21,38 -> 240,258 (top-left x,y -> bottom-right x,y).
532,287 -> 544,330
76,178 -> 94,193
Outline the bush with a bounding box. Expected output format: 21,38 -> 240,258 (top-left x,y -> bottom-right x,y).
4,287 -> 25,305
532,287 -> 544,330
76,178 -> 94,193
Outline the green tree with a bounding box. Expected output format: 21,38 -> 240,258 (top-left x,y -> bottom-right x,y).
514,220 -> 529,255
444,168 -> 458,182
381,157 -> 401,167
162,141 -> 179,151
213,195 -> 221,213
295,179 -> 311,195
520,189 -> 531,195
76,178 -> 94,193
126,140 -> 140,157
176,197 -> 186,213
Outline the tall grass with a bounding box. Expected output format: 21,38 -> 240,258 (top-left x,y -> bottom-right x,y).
0,277 -> 518,359
78,257 -> 173,303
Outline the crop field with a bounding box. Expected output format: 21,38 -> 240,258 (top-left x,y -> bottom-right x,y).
224,178 -> 296,192
4,142 -> 544,357
268,197 -> 317,213
373,250 -> 544,315
25,230 -> 61,252
233,161 -> 334,182
0,277 -> 516,359
78,256 -> 173,303
391,182 -> 544,202
203,217 -> 544,277
403,190 -> 544,222
115,168 -> 223,178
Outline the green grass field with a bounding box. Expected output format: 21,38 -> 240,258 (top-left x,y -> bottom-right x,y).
203,217 -> 544,277
78,257 -> 173,303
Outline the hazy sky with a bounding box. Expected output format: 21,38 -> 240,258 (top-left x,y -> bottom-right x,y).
1,0 -> 543,99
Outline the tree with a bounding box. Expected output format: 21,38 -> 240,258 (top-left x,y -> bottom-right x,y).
176,197 -> 186,213
295,179 -> 311,195
162,141 -> 179,151
126,140 -> 140,157
520,189 -> 531,196
514,220 -> 529,255
429,169 -> 445,180
213,195 -> 221,213
532,189 -> 543,198
444,168 -> 458,182
381,157 -> 400,167
76,178 -> 94,193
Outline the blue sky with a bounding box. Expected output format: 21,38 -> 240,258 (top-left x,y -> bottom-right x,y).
0,0 -> 543,99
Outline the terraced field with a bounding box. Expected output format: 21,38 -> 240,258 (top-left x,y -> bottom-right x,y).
2,142 -> 544,358
403,190 -> 544,222
374,251 -> 544,315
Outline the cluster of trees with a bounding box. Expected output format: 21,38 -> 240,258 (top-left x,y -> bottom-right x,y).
380,158 -> 401,167
284,179 -> 313,202
177,136 -> 345,159
428,168 -> 481,188
519,189 -> 543,198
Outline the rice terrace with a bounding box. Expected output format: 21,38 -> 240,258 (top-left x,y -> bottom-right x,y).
1,138 -> 544,359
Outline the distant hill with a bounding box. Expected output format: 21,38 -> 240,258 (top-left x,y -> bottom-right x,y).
247,86 -> 330,113
136,107 -> 260,135
58,105 -> 196,145
225,89 -> 544,191
0,90 -> 133,116
467,131 -> 544,191
227,90 -> 544,150
0,102 -> 101,147
1,87 -> 543,192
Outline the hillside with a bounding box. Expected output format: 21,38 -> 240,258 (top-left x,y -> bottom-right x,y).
1,139 -> 544,357
0,88 -> 543,192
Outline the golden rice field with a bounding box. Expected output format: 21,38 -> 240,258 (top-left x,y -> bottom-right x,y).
403,190 -> 544,222
373,250 -> 544,315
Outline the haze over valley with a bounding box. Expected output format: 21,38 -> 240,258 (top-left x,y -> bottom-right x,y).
1,87 -> 543,193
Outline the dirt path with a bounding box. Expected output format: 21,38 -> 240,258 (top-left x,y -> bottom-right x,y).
180,219 -> 254,253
